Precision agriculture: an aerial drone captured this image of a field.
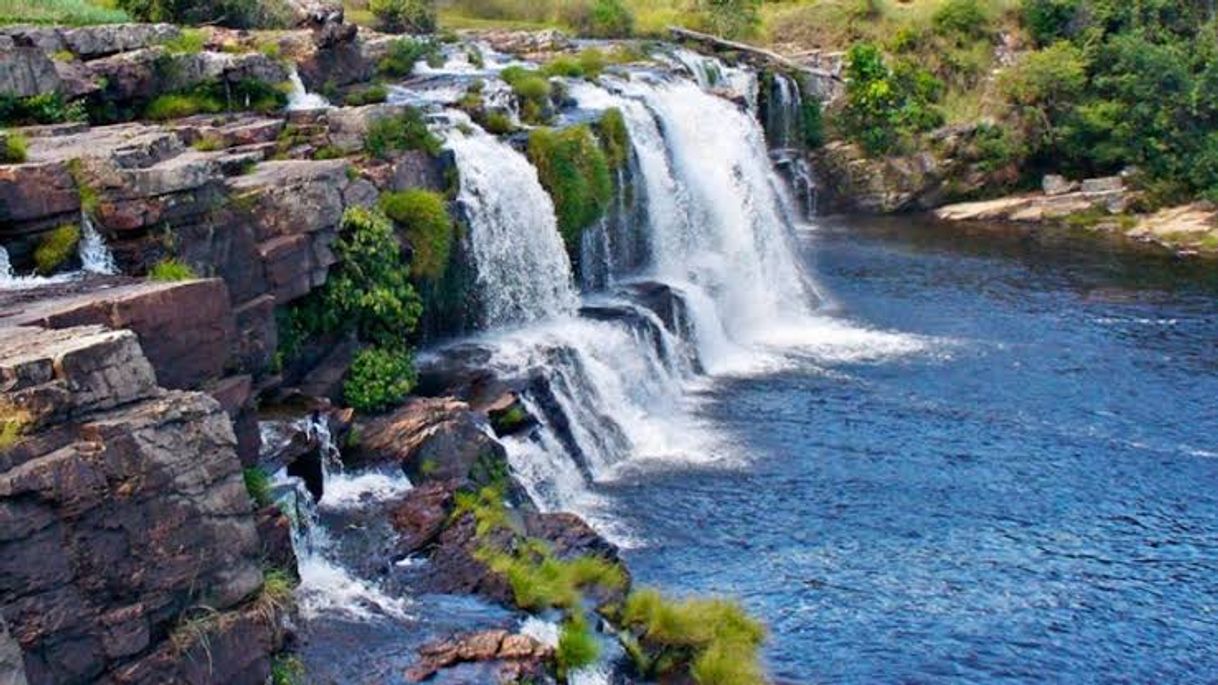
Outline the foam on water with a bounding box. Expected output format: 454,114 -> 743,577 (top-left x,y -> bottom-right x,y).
320,469 -> 414,511
286,67 -> 330,110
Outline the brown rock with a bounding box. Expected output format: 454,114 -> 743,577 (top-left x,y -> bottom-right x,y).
389,481 -> 458,553
405,630 -> 553,684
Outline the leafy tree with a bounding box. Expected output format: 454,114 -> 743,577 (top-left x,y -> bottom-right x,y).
840,43 -> 944,154
369,0 -> 436,34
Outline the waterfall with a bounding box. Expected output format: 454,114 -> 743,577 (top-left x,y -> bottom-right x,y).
766,72 -> 803,151
287,67 -> 330,111
79,212 -> 117,275
447,122 -> 580,328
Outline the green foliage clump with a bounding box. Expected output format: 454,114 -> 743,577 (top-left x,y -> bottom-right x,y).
501,66 -> 553,124
1020,0 -> 1081,47
0,93 -> 86,127
345,83 -> 389,106
34,224 -> 80,276
527,125 -> 613,250
144,78 -> 287,120
378,189 -> 455,281
1,132 -> 28,164
378,38 -> 439,78
116,0 -> 291,28
481,542 -> 627,612
619,588 -> 767,685
557,614 -> 600,678
931,0 -> 991,41
161,27 -> 206,54
839,42 -> 944,155
344,346 -> 416,413
364,108 -> 442,159
560,0 -> 634,38
370,0 -> 436,33
0,404 -> 31,452
243,467 -> 272,508
270,654 -> 305,685
800,98 -> 824,149
595,108 -> 630,169
148,258 -> 197,282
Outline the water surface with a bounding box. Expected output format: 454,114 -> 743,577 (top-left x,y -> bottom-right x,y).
609,217 -> 1218,683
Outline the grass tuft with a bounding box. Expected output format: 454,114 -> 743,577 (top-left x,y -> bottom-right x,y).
148,258 -> 198,282
34,224 -> 81,276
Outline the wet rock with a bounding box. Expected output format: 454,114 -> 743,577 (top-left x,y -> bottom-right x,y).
389,480 -> 459,553
354,397 -> 509,488
257,506 -> 299,574
405,629 -> 553,683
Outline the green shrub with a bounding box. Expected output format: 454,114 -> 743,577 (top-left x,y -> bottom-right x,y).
243,467 -> 272,508
148,258 -> 197,282
839,42 -> 944,155
800,99 -> 824,148
378,38 -> 438,78
116,0 -> 290,28
1,132 -> 28,163
556,615 -> 600,678
584,0 -> 634,38
480,539 -> 627,612
1021,0 -> 1081,46
34,224 -> 81,275
369,0 -> 436,33
0,93 -> 86,126
932,0 -> 991,41
344,345 -> 416,413
144,79 -> 286,120
501,66 -> 552,124
161,27 -> 206,54
483,111 -> 515,134
527,125 -> 613,250
378,189 -> 455,281
345,83 -> 389,106
145,93 -> 222,120
619,588 -> 767,685
364,108 -> 442,159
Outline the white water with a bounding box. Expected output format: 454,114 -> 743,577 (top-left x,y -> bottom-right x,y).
0,214 -> 116,289
287,68 -> 330,111
447,122 -> 580,327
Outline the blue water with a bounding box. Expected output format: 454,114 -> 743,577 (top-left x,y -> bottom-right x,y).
609,218 -> 1218,683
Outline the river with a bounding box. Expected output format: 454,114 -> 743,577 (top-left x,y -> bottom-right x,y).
607,216 -> 1218,683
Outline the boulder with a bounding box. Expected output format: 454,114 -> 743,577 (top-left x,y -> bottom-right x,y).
0,42 -> 61,98
1042,174 -> 1076,196
59,24 -> 180,60
353,397 -> 509,487
405,629 -> 553,684
389,480 -> 459,553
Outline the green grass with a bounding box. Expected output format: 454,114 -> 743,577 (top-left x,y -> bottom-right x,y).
527,124 -> 614,251
0,0 -> 129,25
34,224 -> 81,275
364,108 -> 442,159
0,404 -> 31,451
161,28 -> 207,55
243,467 -> 272,508
270,655 -> 305,685
148,258 -> 198,282
619,587 -> 767,685
556,614 -> 600,678
1,132 -> 28,164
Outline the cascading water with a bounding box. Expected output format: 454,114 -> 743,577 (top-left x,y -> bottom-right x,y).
286,67 -> 330,111
79,212 -> 118,275
447,121 -> 581,327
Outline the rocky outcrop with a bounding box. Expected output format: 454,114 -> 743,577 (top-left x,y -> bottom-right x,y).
0,324 -> 287,685
353,397 -> 509,488
405,630 -> 554,684
934,174 -> 1129,223
812,125 -> 1021,214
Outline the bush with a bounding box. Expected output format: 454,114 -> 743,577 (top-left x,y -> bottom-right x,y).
243,467 -> 272,508
345,83 -> 389,106
0,93 -> 87,126
1000,41 -> 1087,109
800,99 -> 824,148
501,66 -> 553,124
344,346 -> 416,413
839,42 -> 944,155
378,189 -> 455,281
364,108 -> 442,159
116,0 -> 291,28
378,38 -> 438,78
527,125 -> 613,251
556,615 -> 600,678
560,0 -> 634,38
479,539 -> 627,611
0,0 -> 130,25
1021,0 -> 1081,46
369,0 -> 435,33
595,108 -> 630,168
34,224 -> 81,275
1,132 -> 28,164
932,0 -> 991,41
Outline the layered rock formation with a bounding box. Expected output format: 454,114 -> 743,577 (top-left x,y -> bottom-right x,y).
0,324 -> 286,684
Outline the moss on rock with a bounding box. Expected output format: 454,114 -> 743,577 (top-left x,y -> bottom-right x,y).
34,224 -> 81,275
379,189 -> 455,282
527,125 -> 613,252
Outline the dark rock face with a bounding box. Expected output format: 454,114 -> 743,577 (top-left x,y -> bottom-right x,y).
0,325 -> 282,685
389,480 -> 460,554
